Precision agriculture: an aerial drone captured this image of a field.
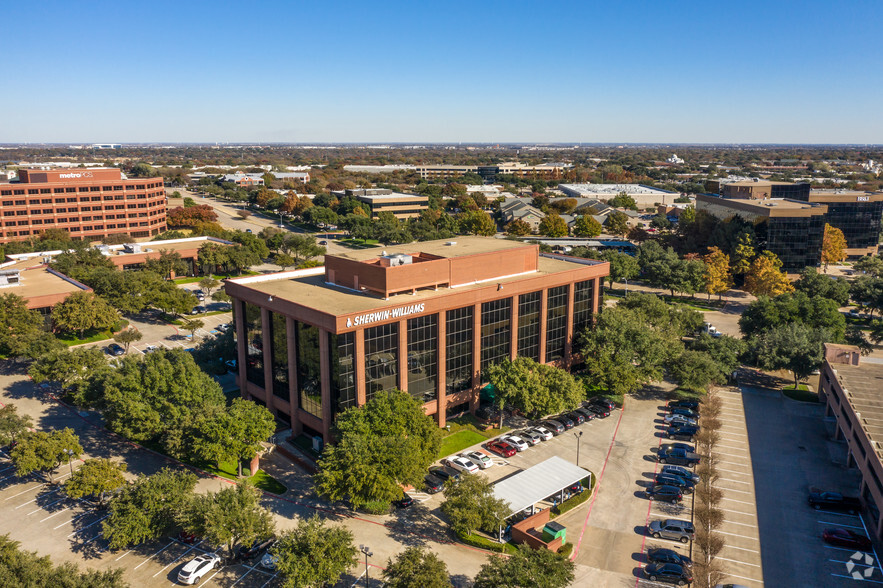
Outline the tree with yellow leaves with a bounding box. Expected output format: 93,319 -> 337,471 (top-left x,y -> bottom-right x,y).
744,251 -> 794,297
821,223 -> 847,273
703,247 -> 733,300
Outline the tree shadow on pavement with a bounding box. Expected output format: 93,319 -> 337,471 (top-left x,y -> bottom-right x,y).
384,503 -> 453,547
737,367 -> 790,390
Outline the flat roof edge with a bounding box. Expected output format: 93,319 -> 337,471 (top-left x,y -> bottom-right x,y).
227,266 -> 326,285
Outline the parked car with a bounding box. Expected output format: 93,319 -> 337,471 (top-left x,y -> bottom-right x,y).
646,485 -> 683,503
519,430 -> 543,445
664,413 -> 697,426
424,474 -> 445,493
822,528 -> 872,550
225,359 -> 237,370
669,400 -> 699,411
587,404 -> 611,418
143,344 -> 160,354
573,407 -> 597,421
530,427 -> 554,441
319,240 -> 328,245
542,421 -> 565,435
463,451 -> 493,469
429,466 -> 461,482
661,465 -> 700,483
808,491 -> 862,514
655,473 -> 695,493
648,519 -> 695,543
260,552 -> 278,570
657,448 -> 700,467
565,411 -> 586,425
667,426 -> 700,441
393,493 -> 414,509
195,291 -> 205,300
661,442 -> 695,454
217,323 -> 232,332
669,407 -> 697,419
445,456 -> 479,474
500,435 -> 529,452
590,397 -> 617,411
106,343 -> 125,356
177,531 -> 199,545
487,439 -> 516,457
238,537 -> 275,561
647,547 -> 692,569
190,306 -> 205,315
643,562 -> 693,586
555,415 -> 575,430
177,553 -> 221,585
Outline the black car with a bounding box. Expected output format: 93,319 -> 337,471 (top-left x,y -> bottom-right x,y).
667,426 -> 699,441
643,562 -> 692,585
669,407 -> 697,419
661,465 -> 700,483
646,485 -> 683,503
655,473 -> 695,493
657,448 -> 700,467
393,493 -> 414,509
573,407 -> 596,421
669,399 -> 699,411
542,420 -> 565,435
646,547 -> 692,569
106,343 -> 125,356
565,411 -> 585,425
587,404 -> 611,418
556,415 -> 575,430
238,537 -> 275,561
429,466 -> 460,482
661,442 -> 695,454
424,474 -> 445,493
590,397 -> 616,411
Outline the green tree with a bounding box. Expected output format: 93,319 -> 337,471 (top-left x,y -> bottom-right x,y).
854,255 -> 883,278
315,390 -> 442,508
52,291 -> 120,338
485,358 -> 583,420
383,547 -> 452,588
743,251 -> 794,297
129,162 -> 157,177
689,334 -> 747,376
572,215 -> 603,238
102,468 -> 198,549
739,291 -> 846,342
850,276 -> 883,317
154,285 -> 198,316
143,250 -> 188,279
506,219 -> 532,236
538,213 -> 569,237
752,323 -> 828,388
668,350 -> 725,393
198,276 -> 221,298
273,252 -> 295,270
304,206 -> 339,227
179,482 -> 275,559
600,250 -> 639,288
0,293 -> 59,359
29,347 -> 111,407
0,404 -> 33,446
793,267 -> 850,306
457,210 -> 496,236
821,223 -> 848,272
0,534 -> 128,587
181,318 -> 204,339
63,458 -> 127,506
473,545 -> 575,588
605,210 -> 629,236
441,472 -> 509,537
113,328 -> 142,353
10,428 -> 82,483
272,515 -> 358,588
608,192 -> 638,210
193,398 -> 275,477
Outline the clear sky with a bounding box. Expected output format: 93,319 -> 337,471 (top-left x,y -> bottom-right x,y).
2,0 -> 881,144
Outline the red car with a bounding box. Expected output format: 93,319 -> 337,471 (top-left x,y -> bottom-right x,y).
487,439 -> 516,457
177,531 -> 199,545
823,528 -> 872,550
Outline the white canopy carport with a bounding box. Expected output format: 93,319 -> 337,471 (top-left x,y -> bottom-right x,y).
492,456 -> 591,516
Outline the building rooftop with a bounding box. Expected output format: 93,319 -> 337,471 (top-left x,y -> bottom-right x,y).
559,183 -> 677,195
328,235 -> 530,262
832,360 -> 883,457
6,236 -> 232,264
697,194 -> 828,217
0,257 -> 90,309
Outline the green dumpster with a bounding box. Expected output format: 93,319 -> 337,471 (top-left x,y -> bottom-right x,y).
542,520 -> 566,544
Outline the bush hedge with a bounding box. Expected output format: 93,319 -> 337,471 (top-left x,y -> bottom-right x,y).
455,530 -> 519,554
551,476 -> 595,518
558,542 -> 574,557
357,500 -> 392,515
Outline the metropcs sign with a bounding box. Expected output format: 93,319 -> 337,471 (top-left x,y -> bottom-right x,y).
58,171 -> 93,179
346,303 -> 425,328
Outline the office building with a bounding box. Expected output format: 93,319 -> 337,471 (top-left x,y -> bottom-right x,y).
225,237 -> 609,441
704,179 -> 811,201
415,162 -> 570,182
331,188 -> 428,220
802,190 -> 883,257
558,184 -> 678,208
0,168 -> 167,243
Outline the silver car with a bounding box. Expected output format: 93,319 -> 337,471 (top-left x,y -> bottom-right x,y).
519,430 -> 543,445
647,519 -> 695,543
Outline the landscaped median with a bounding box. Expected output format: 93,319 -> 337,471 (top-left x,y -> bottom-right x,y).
438,414 -> 510,459
783,383 -> 819,403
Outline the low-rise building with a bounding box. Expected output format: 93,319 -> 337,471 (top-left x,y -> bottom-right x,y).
221,173 -> 264,187
272,172 -> 311,184
500,198 -> 545,232
558,184 -> 678,209
415,162 -> 570,182
802,190 -> 883,257
704,179 -> 810,201
331,188 -> 428,220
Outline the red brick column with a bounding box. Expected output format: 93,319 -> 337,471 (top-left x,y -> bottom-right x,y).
286,317 -> 301,436
319,329 -> 332,441
355,329 -> 366,407
538,289 -> 548,364
437,312 -> 447,427
398,320 -> 408,393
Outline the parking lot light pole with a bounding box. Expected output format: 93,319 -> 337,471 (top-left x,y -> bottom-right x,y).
359,544 -> 372,587
63,449 -> 74,477
573,431 -> 583,467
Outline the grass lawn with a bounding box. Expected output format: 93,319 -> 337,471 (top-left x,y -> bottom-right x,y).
438,430 -> 487,459
783,383 -> 819,403
57,330 -> 114,346
199,459 -> 287,494
338,238 -> 380,249
580,379 -> 624,407
173,272 -> 258,285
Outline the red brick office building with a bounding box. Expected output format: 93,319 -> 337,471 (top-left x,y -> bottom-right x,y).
0,168 -> 167,243
225,237 -> 609,441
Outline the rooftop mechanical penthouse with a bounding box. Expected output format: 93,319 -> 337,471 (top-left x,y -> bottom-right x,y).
225,237 -> 609,441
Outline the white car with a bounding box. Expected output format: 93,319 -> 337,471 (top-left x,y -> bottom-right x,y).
143,344 -> 159,353
519,430 -> 543,445
501,435 -> 529,452
446,456 -> 479,473
531,427 -> 553,441
260,552 -> 278,570
177,553 -> 221,585
462,451 -> 493,469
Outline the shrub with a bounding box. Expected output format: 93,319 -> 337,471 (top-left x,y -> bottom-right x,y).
357,500 -> 391,515
455,530 -> 518,554
557,542 -> 574,558
551,476 -> 594,518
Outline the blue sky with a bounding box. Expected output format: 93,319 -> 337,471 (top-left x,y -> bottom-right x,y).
2,0 -> 881,144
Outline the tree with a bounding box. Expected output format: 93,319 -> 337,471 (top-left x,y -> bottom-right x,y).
485,358 -> 583,420
689,333 -> 747,376
152,285 -> 198,316
10,428 -> 82,483
473,545 -> 575,588
538,213 -> 569,237
63,458 -> 127,506
703,247 -> 733,300
731,232 -> 755,276
0,534 -> 128,587
236,209 -> 252,220
102,468 -> 198,549
854,255 -> 883,278
600,250 -> 639,288
850,276 -> 883,317
605,210 -> 629,236
143,250 -> 188,279
180,318 -> 204,339
793,267 -> 850,306
441,473 -> 509,537
29,346 -> 111,407
273,252 -> 295,270
193,398 -> 275,477
739,291 -> 846,342
752,323 -> 828,387
272,514 -> 357,588
650,214 -> 672,230
572,215 -> 603,238
743,251 -> 794,297
608,192 -> 638,210
129,162 -> 156,177
198,277 -> 221,299
821,223 -> 848,272
113,328 -> 142,353
0,404 -> 33,446
167,205 -> 218,227
457,210 -> 496,236
179,482 -> 275,559
505,219 -> 532,236
315,390 -> 442,508
52,291 -> 120,338
304,206 -> 339,227
0,293 -> 59,359
668,350 -> 725,393
383,547 -> 452,588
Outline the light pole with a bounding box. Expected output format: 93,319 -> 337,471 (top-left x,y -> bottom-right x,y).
624,279 -> 628,296
359,544 -> 372,587
573,431 -> 583,467
63,449 -> 74,477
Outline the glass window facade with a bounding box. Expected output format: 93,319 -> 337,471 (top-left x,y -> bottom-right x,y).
572,279 -> 595,338
364,323 -> 399,402
823,201 -> 883,250
244,302 -> 263,386
545,286 -> 569,361
269,312 -> 288,399
481,298 -> 512,372
760,216 -> 826,270
517,292 -> 541,361
446,306 -> 473,395
330,332 -> 356,416
407,314 -> 438,402
295,321 -> 322,418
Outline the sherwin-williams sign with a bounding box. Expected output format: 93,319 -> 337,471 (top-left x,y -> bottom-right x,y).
346,303 -> 425,328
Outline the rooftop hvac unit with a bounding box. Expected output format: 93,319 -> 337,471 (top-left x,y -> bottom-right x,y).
123,243 -> 142,254
379,253 -> 412,267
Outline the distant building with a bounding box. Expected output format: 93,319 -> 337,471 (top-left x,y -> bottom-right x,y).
415,162 -> 570,182
0,168 -> 167,243
667,154 -> 684,165
272,172 -> 310,184
704,179 -> 811,201
500,198 -> 545,232
332,188 -> 428,220
558,184 -> 677,209
221,173 -> 265,187
801,190 -> 883,257
342,165 -> 416,174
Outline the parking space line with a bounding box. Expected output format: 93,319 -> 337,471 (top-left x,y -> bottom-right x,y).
115,550 -> 133,561
831,573 -> 883,585
202,568 -> 222,585
67,513 -> 109,537
713,451 -> 749,459
28,495 -> 68,515
824,545 -> 873,554
720,487 -> 754,495
717,556 -> 761,567
722,520 -> 757,528
723,544 -> 760,554
718,432 -> 747,438
815,510 -> 860,519
716,530 -> 759,541
716,444 -> 749,452
718,477 -> 752,485
724,572 -> 764,584
715,466 -> 750,475
54,510 -> 92,529
5,482 -> 46,500
151,540 -> 204,578
817,520 -> 864,529
859,511 -> 883,571
260,572 -> 279,588
721,507 -> 756,517
15,489 -> 59,509
0,465 -> 15,474
829,558 -> 878,569
231,567 -> 254,586
133,541 -> 175,571
721,496 -> 756,506
39,506 -> 71,522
